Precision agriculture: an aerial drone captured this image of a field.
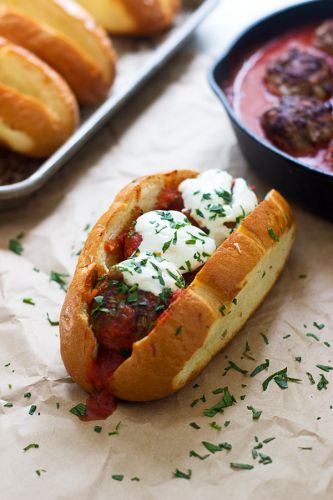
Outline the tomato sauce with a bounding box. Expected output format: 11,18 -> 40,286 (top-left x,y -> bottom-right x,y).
83,185 -> 196,420
227,23 -> 333,173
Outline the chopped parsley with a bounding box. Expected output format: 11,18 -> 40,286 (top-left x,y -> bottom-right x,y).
263,437 -> 275,444
223,360 -> 248,376
283,334 -> 291,339
4,402 -> 13,408
247,406 -> 262,420
70,403 -> 87,417
112,475 -> 124,481
94,426 -> 102,433
267,227 -> 279,241
258,452 -> 272,465
317,374 -> 329,391
175,326 -> 182,336
29,405 -> 37,415
108,422 -> 121,436
219,305 -> 226,316
209,421 -> 222,431
262,367 -> 301,391
203,387 -> 236,417
250,359 -> 270,377
131,477 -> 140,481
202,441 -> 232,453
260,333 -> 269,345
35,469 -> 46,477
24,392 -> 31,399
306,372 -> 315,385
23,298 -> 35,306
173,469 -> 192,480
189,450 -> 209,460
46,313 -> 59,326
295,357 -> 302,363
313,322 -> 325,330
50,271 -> 69,291
189,422 -> 200,430
242,341 -> 255,361
306,333 -> 320,341
230,463 -> 254,470
316,364 -> 333,372
23,443 -> 39,452
9,233 -> 24,255
298,274 -> 307,279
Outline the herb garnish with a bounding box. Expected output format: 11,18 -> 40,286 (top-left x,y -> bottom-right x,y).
203,387 -> 236,417
173,469 -> 192,480
313,322 -> 325,330
258,452 -> 272,465
23,298 -> 35,306
4,402 -> 13,408
209,421 -> 222,431
306,372 -> 315,385
202,441 -> 232,453
70,403 -> 87,417
242,341 -> 255,361
306,333 -> 320,341
24,392 -> 31,399
108,422 -> 121,436
35,469 -> 46,477
175,326 -> 182,336
46,313 -> 59,326
295,357 -> 302,363
262,367 -> 301,391
267,228 -> 279,241
317,374 -> 329,390
50,271 -> 69,291
250,359 -> 270,377
112,475 -> 124,481
316,364 -> 333,372
219,305 -> 226,316
260,333 -> 269,345
94,426 -> 102,433
23,443 -> 39,452
247,406 -> 262,420
29,405 -> 37,415
189,450 -> 209,460
189,422 -> 200,430
223,360 -> 248,376
230,463 -> 254,470
9,233 -> 24,255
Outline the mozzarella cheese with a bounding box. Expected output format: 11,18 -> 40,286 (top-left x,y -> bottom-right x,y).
179,170 -> 258,245
114,252 -> 185,296
135,210 -> 216,273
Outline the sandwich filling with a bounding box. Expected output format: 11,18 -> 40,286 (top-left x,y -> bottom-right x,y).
85,170 -> 257,419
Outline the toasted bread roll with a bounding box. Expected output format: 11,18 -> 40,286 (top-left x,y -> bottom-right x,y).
0,37 -> 78,158
0,0 -> 116,104
75,0 -> 181,36
60,170 -> 295,403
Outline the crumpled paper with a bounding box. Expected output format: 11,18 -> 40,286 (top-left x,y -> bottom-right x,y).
0,1 -> 333,499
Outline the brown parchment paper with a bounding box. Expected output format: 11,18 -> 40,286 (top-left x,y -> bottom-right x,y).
0,1 -> 333,499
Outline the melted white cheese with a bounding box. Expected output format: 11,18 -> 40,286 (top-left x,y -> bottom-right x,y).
114,252 -> 185,296
179,169 -> 258,245
135,210 -> 216,273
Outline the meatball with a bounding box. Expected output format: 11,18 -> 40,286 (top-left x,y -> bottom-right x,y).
315,21 -> 333,55
265,47 -> 333,100
261,95 -> 333,154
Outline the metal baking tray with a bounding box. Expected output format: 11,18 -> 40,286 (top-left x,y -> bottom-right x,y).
0,0 -> 218,205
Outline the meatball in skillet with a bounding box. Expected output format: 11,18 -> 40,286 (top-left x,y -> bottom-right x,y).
315,21 -> 333,55
265,47 -> 333,100
261,95 -> 333,154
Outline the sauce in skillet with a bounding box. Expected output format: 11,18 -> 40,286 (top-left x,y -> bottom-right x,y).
227,24 -> 333,173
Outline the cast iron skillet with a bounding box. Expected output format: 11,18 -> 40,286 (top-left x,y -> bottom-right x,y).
209,0 -> 333,220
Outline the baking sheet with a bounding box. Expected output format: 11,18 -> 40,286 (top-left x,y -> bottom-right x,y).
0,0 -> 218,203
1,1 -> 333,499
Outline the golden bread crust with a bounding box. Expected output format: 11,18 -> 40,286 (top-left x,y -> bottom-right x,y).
75,0 -> 181,36
0,37 -> 78,157
60,170 -> 296,401
0,0 -> 116,104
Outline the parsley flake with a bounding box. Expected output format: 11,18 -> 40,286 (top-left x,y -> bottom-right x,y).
173,469 -> 192,480
247,406 -> 262,420
230,463 -> 254,470
267,227 -> 279,241
70,403 -> 87,417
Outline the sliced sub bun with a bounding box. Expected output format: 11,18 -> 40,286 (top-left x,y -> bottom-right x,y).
60,169 -> 296,402
0,0 -> 116,105
75,0 -> 181,36
0,37 -> 78,158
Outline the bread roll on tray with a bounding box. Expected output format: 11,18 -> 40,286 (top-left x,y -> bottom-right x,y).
60,169 -> 295,418
0,0 -> 116,105
0,37 -> 78,158
75,0 -> 181,36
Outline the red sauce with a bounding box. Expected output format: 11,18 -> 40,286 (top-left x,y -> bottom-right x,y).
83,185 -> 192,420
227,23 -> 333,173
